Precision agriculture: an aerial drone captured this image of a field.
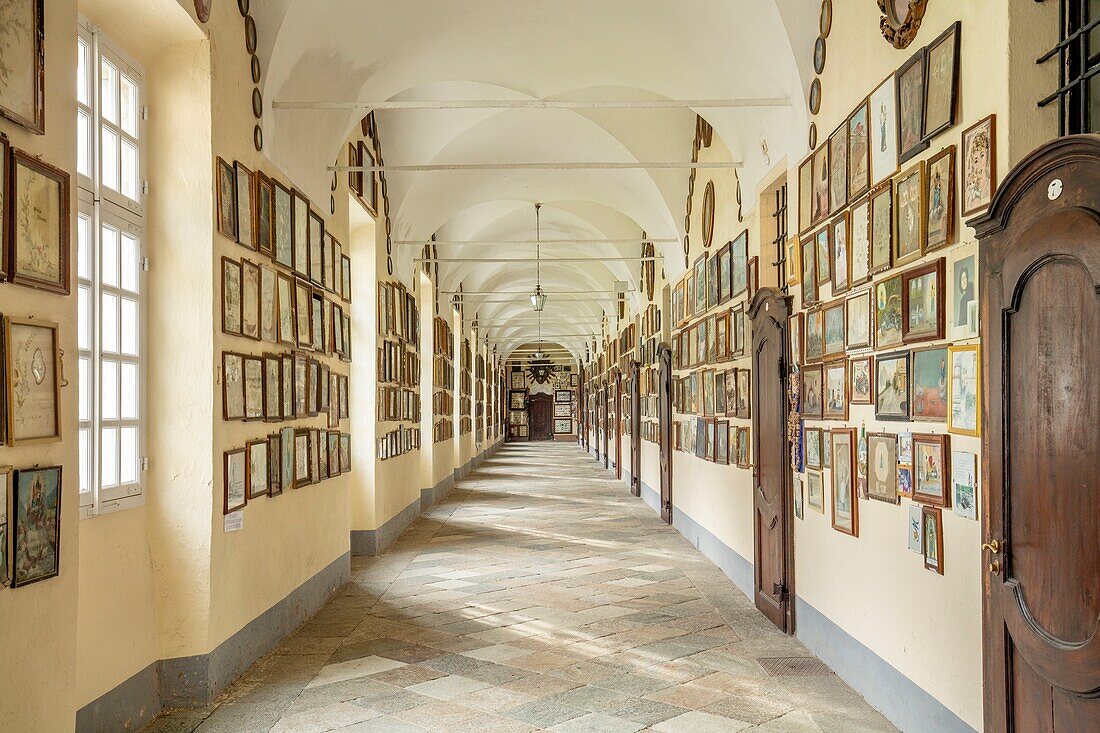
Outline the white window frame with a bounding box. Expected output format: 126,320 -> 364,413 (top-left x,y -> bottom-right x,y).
77,16 -> 148,518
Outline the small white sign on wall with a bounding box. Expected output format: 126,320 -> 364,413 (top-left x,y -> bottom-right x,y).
224,511 -> 244,533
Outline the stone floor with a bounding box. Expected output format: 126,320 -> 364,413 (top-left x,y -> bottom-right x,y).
144,442 -> 896,733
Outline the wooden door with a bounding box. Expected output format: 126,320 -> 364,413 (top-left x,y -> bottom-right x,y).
529,393 -> 553,441
614,370 -> 623,480
578,368 -> 586,449
601,383 -> 609,468
630,360 -> 641,496
972,136 -> 1100,732
658,344 -> 673,524
748,289 -> 793,632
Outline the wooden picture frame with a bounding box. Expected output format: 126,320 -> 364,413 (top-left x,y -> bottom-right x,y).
804,307 -> 824,364
875,350 -> 910,421
242,355 -> 265,421
910,345 -> 949,422
256,171 -> 275,256
707,251 -> 719,310
222,351 -> 245,421
240,258 -> 261,341
896,47 -> 930,164
798,155 -> 814,236
805,427 -> 822,470
735,426 -> 751,469
811,143 -> 830,227
830,428 -> 858,536
234,161 -> 256,250
869,72 -> 900,186
961,114 -> 997,217
893,161 -> 925,266
802,364 -> 824,419
845,289 -> 872,351
0,465 -> 10,587
828,121 -> 849,215
788,312 -> 804,367
693,254 -> 707,314
922,506 -> 944,574
716,241 -> 732,304
223,448 -> 247,514
272,179 -> 294,269
849,197 -> 871,287
867,432 -> 899,504
874,273 -> 904,349
10,465 -> 62,587
849,355 -> 874,405
869,183 -> 894,276
5,317 -> 61,445
292,190 -> 310,278
9,150 -> 71,294
807,469 -> 825,513
901,257 -> 945,344
216,157 -> 238,240
848,98 -> 872,199
308,210 -> 325,287
830,211 -> 851,294
263,353 -> 282,421
814,227 -> 831,286
925,146 -> 956,252
0,0 -> 45,133
922,21 -> 961,143
913,433 -> 951,507
947,344 -> 982,437
822,298 -> 846,360
247,439 -> 269,499
800,236 -> 818,306
0,135 -> 9,280
823,359 -> 849,420
221,257 -> 243,336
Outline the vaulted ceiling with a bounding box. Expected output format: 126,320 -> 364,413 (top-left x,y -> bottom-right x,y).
255,0 -> 818,359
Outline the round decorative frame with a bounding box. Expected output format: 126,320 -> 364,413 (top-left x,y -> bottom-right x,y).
878,0 -> 929,50
808,122 -> 818,150
237,0 -> 249,16
251,55 -> 261,83
251,87 -> 263,118
819,0 -> 832,37
244,15 -> 258,54
253,124 -> 263,151
808,78 -> 821,115
813,37 -> 827,75
701,180 -> 716,248
193,0 -> 211,23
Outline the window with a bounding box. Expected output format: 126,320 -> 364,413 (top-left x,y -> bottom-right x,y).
1038,0 -> 1100,134
77,18 -> 147,517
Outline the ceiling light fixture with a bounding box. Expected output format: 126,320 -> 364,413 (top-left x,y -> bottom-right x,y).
530,203 -> 547,312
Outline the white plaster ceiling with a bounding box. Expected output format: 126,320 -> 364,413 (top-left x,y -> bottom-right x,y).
257,0 -> 817,359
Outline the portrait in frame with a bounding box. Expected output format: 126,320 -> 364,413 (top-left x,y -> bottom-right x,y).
894,162 -> 925,266
869,73 -> 899,186
830,428 -> 858,536
9,150 -> 70,294
260,265 -> 277,343
874,274 -> 904,349
802,364 -> 824,419
896,48 -> 929,163
908,503 -> 923,553
922,506 -> 944,574
256,172 -> 274,256
829,122 -> 848,215
849,355 -> 874,405
913,432 -> 951,507
224,448 -> 247,515
947,244 -> 978,341
910,345 -> 949,422
5,317 -> 61,445
11,465 -> 61,587
812,143 -> 830,226
902,257 -> 945,344
717,241 -> 732,303
948,344 -> 981,437
925,146 -> 955,251
867,432 -> 899,504
961,115 -> 997,217
735,368 -> 751,419
848,99 -> 871,199
875,350 -> 910,421
788,313 -> 804,367
280,426 -> 296,491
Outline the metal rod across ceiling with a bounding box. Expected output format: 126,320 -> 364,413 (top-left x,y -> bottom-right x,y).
274,97 -> 791,111
399,238 -> 677,246
420,256 -> 659,263
332,161 -> 742,173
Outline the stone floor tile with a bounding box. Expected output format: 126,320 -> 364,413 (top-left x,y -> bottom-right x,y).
502,698 -> 587,728
652,710 -> 752,733
644,681 -> 731,709
306,656 -> 407,689
547,711 -> 646,733
404,674 -> 492,700
270,702 -> 379,733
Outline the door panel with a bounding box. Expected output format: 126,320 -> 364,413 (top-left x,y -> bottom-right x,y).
615,372 -> 623,480
971,136 -> 1100,732
658,345 -> 673,523
630,361 -> 641,496
529,393 -> 553,441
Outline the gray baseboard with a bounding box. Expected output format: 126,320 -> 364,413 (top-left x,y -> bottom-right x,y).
351,498 -> 421,557
795,598 -> 977,733
421,474 -> 455,509
79,551 -> 350,730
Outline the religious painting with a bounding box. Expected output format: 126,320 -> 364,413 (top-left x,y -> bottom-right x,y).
240,258 -> 261,340
11,466 -> 61,587
247,440 -> 269,499
830,429 -> 858,536
822,300 -> 846,360
923,22 -> 961,141
896,49 -> 929,163
869,73 -> 899,185
894,162 -> 925,266
273,180 -> 294,269
869,183 -> 893,275
815,227 -> 830,286
805,308 -> 824,363
735,427 -> 750,469
235,161 -> 256,250
693,254 -> 707,314
922,506 -> 945,574
805,427 -> 822,469
807,470 -> 825,513
735,368 -> 751,419
788,313 -> 804,367
845,290 -> 871,351
224,448 -> 247,515
913,432 -> 951,507
874,274 -> 903,349
802,365 -> 824,419
829,123 -> 848,214
800,238 -> 818,305
0,0 -> 45,132
222,352 -> 245,420
875,350 -> 910,421
850,198 -> 870,286
731,231 -> 749,297
948,344 -> 981,437
952,450 -> 978,520
867,432 -> 898,504
10,151 -> 70,294
831,212 -> 850,294
850,355 -> 873,405
812,143 -> 830,226
216,157 -> 237,240
902,258 -> 944,343
910,346 -> 948,421
5,317 -> 61,444
925,146 -> 955,251
962,115 -> 997,217
823,360 -> 848,420
848,100 -> 871,198
799,156 -> 814,235
947,245 -> 978,341
717,242 -> 732,303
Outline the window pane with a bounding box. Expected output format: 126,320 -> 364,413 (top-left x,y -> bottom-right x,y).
101,126 -> 119,192
102,292 -> 119,353
79,356 -> 91,422
121,139 -> 138,200
101,427 -> 119,488
101,224 -> 119,287
77,39 -> 90,106
120,297 -> 138,356
77,212 -> 92,280
120,426 -> 138,485
120,74 -> 138,137
77,109 -> 92,178
80,428 -> 91,494
121,362 -> 138,420
120,233 -> 139,293
102,359 -> 118,420
78,285 -> 91,350
101,59 -> 118,125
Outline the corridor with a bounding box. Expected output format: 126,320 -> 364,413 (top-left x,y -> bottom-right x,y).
146,444 -> 894,733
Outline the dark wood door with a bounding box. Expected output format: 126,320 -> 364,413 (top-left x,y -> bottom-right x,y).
658,344 -> 673,524
529,393 -> 553,441
614,370 -> 623,480
972,136 -> 1100,732
601,383 -> 609,468
748,289 -> 793,633
630,360 -> 641,496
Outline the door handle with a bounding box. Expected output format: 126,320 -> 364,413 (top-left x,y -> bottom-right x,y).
981,539 -> 1001,554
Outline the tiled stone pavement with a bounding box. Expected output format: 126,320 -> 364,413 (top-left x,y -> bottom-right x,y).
144,443 -> 896,733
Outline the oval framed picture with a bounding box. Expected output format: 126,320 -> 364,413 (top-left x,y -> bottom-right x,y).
878,0 -> 929,49
245,15 -> 258,54
251,54 -> 261,83
237,0 -> 249,16
701,180 -> 716,248
330,195 -> 335,215
809,122 -> 818,149
331,172 -> 338,191
194,0 -> 211,23
809,78 -> 822,115
253,124 -> 263,151
252,88 -> 263,118
814,37 -> 827,75
386,256 -> 393,275
820,0 -> 832,38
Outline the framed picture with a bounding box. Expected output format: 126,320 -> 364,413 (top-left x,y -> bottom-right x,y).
273,180 -> 294,269
831,211 -> 850,294
240,258 -> 261,340
730,232 -> 748,299
869,183 -> 893,275
247,440 -> 269,499
788,313 -> 804,367
794,475 -> 805,520
812,143 -> 830,226
220,258 -> 242,336
224,448 -> 247,514
510,371 -> 525,390
11,466 -> 61,587
962,115 -> 997,217
913,433 -> 951,507
308,210 -> 325,287
947,244 -> 978,341
896,48 -> 930,164
509,391 -> 526,410
292,191 -> 309,278
908,504 -> 923,553
0,0 -> 45,133
815,227 -> 831,286
805,427 -> 822,469
894,162 -> 925,266
867,433 -> 898,504
222,352 -> 245,420
849,355 -> 874,405
823,360 -> 848,420
902,258 -> 945,343
800,237 -> 818,305
707,252 -> 719,310
948,344 -> 981,436
849,198 -> 870,287
0,135 -> 8,278
923,21 -> 961,142
829,122 -> 848,214
922,506 -> 944,574
910,346 -> 948,421
807,469 -> 824,513
799,156 -> 814,236
242,356 -> 264,420
263,354 -> 281,420
925,146 -> 955,251
822,299 -> 846,359
327,432 -> 341,476
216,157 -> 237,240
845,290 -> 872,351
279,427 -> 295,491
570,373 -> 579,387
735,369 -> 751,419
735,427 -> 750,468
256,172 -> 274,256
874,274 -> 904,349
554,403 -> 571,418
875,350 -> 910,421
952,449 -> 978,520
802,365 -> 824,419
555,389 -> 572,404
715,421 -> 729,465
693,254 -> 707,314
716,241 -> 732,303
805,308 -> 824,364
869,73 -> 899,186
275,272 -> 295,345
848,100 -> 871,199
830,429 -> 858,536
5,317 -> 61,444
260,265 -> 277,343
703,369 -> 715,416
9,150 -> 71,294
554,418 -> 572,434
294,279 -> 313,349
234,161 -> 256,250
0,466 -> 10,587
340,433 -> 352,473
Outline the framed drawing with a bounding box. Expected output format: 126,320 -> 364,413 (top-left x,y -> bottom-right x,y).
822,299 -> 846,359
875,350 -> 910,421
279,426 -> 295,491
294,279 -> 313,349
221,257 -> 242,336
805,427 -> 822,470
948,344 -> 981,437
893,162 -> 925,266
276,271 -> 295,346
554,419 -> 572,434
923,22 -> 961,142
922,506 -> 944,574
799,155 -> 814,235
716,420 -> 729,465
247,440 -> 269,499
735,426 -> 750,468
869,73 -> 899,186
869,183 -> 893,275
256,172 -> 274,256
913,432 -> 951,507
910,345 -> 949,421
0,466 -> 9,586
733,368 -> 749,419
848,99 -> 871,199
240,258 -> 261,340
224,448 -> 247,515
263,354 -> 281,420
222,352 -> 245,420
788,313 -> 804,367
0,135 -> 7,279
234,161 -> 256,250
800,237 -> 818,305
850,197 -> 870,286
802,364 -> 823,419
874,274 -> 904,349
11,465 -> 61,587
693,254 -> 707,314
867,432 -> 899,504
896,48 -> 929,163
9,150 -> 70,294
925,146 -> 955,251
216,157 -> 237,240
509,391 -> 526,410
829,122 -> 848,214
902,257 -> 945,343
961,115 -> 997,217
850,355 -> 874,405
242,356 -> 264,420
805,308 -> 824,364
5,317 -> 61,444
510,370 -> 525,390
0,0 -> 44,132
823,360 -> 848,420
554,403 -> 571,418
555,389 -> 572,404
815,227 -> 831,286
947,244 -> 978,341
908,504 -> 923,552
952,450 -> 978,520
292,190 -> 309,278
831,211 -> 850,294
807,469 -> 825,513
260,265 -> 277,343
830,428 -> 858,536
716,241 -> 732,303
845,290 -> 872,350
811,143 -> 830,226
